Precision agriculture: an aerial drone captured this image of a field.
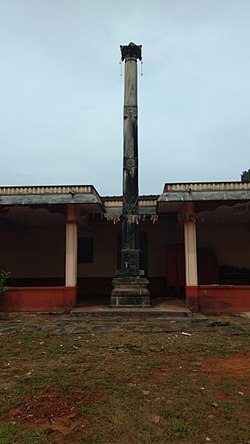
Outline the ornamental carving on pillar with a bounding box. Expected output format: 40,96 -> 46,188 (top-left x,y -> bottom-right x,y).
124,105 -> 138,118
124,157 -> 138,169
103,213 -> 158,224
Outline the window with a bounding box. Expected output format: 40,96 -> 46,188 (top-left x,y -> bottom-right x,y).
78,237 -> 94,264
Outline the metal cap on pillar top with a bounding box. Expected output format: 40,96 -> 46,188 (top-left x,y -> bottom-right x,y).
111,43 -> 150,307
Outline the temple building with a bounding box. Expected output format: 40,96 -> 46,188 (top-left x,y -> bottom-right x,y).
0,180 -> 249,313
0,43 -> 249,314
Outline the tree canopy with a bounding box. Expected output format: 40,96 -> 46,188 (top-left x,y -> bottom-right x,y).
241,169 -> 250,182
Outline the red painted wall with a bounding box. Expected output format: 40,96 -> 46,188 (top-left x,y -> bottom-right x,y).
0,287 -> 76,313
186,286 -> 199,312
186,285 -> 250,313
198,285 -> 250,313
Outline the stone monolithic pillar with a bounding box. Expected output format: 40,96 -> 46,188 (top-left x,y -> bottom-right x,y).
183,202 -> 199,311
111,43 -> 149,306
120,43 -> 141,276
65,204 -> 78,293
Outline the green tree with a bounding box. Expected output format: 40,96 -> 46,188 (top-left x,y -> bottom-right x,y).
241,169 -> 250,182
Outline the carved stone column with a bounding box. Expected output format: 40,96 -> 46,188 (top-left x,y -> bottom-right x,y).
111,43 -> 150,307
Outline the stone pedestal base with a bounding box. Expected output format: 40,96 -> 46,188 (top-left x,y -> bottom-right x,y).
111,276 -> 150,307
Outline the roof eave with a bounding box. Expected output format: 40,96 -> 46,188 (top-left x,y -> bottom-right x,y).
158,190 -> 250,203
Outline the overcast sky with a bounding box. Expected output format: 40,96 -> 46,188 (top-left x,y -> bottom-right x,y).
0,0 -> 249,195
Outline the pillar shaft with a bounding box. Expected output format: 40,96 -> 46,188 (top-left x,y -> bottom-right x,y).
121,45 -> 140,276
183,202 -> 198,286
65,204 -> 78,287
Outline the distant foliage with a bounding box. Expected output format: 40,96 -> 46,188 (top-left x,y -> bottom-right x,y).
241,169 -> 250,182
0,271 -> 10,295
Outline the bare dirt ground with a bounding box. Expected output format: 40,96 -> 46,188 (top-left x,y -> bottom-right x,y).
9,389 -> 108,441
201,351 -> 250,377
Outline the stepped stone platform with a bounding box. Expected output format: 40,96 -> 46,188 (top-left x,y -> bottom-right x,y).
70,298 -> 195,319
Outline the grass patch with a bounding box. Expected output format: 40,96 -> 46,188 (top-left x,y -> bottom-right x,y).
0,424 -> 49,444
0,316 -> 249,443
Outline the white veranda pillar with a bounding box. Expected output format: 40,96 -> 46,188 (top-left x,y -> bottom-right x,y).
183,202 -> 199,311
184,222 -> 198,286
65,204 -> 78,287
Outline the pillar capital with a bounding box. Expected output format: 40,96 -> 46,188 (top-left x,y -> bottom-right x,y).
120,42 -> 142,61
